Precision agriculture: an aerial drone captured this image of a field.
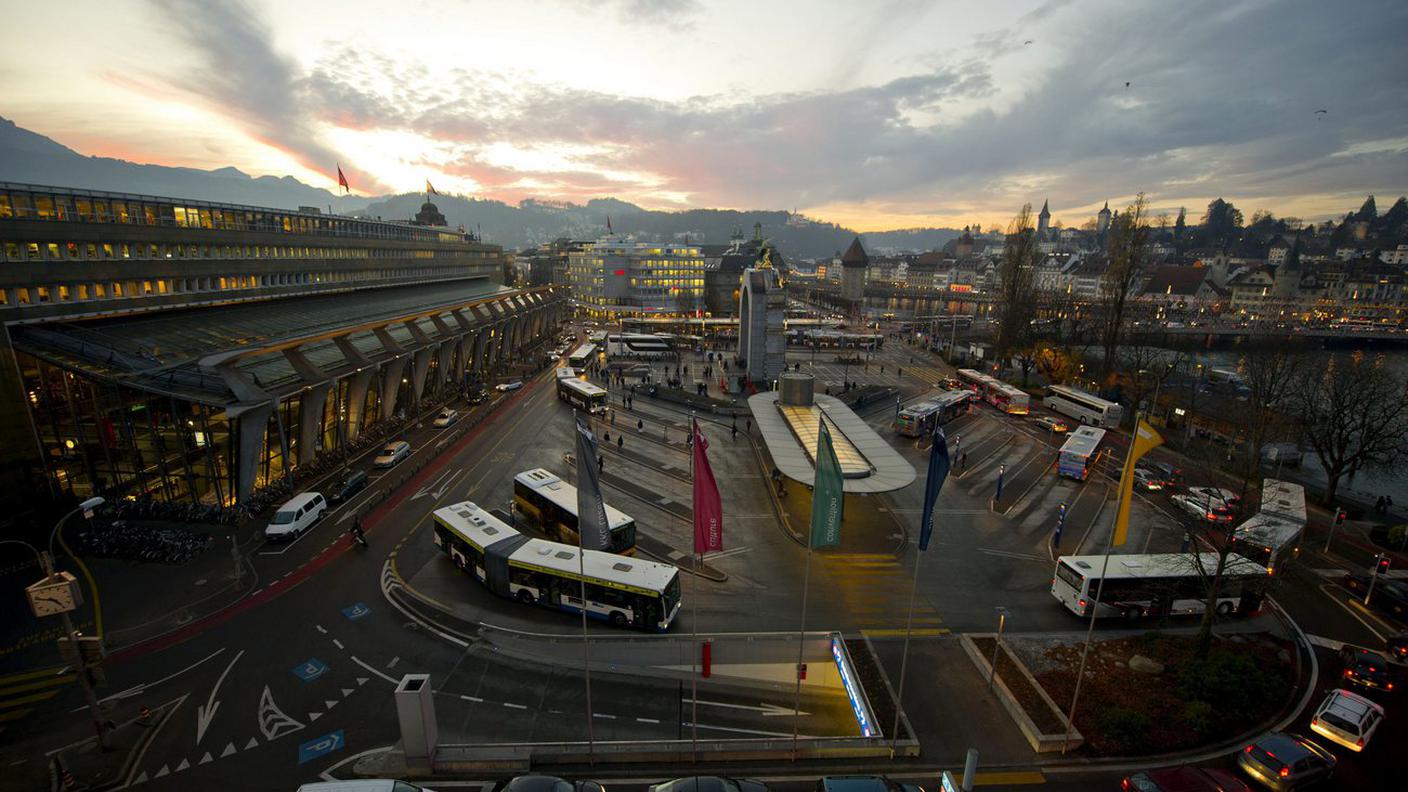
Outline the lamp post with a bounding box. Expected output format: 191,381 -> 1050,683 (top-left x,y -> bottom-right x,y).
4,497 -> 110,750
987,607 -> 1008,691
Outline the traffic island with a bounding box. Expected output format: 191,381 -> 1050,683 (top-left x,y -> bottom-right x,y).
960,634 -> 1081,753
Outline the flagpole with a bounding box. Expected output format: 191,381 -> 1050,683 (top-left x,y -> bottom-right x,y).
1061,410 -> 1140,753
889,544 -> 922,756
791,538 -> 812,760
573,410 -> 597,764
689,414 -> 699,762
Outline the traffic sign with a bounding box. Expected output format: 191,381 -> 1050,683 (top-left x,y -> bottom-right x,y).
297,730 -> 344,764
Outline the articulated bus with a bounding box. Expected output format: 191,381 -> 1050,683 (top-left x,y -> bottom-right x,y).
894,390 -> 972,437
1045,384 -> 1123,427
433,500 -> 680,631
512,468 -> 637,555
1051,552 -> 1266,620
556,376 -> 608,414
567,343 -> 598,370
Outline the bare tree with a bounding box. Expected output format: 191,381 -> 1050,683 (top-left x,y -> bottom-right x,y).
1236,343 -> 1306,479
1098,194 -> 1150,376
996,205 -> 1040,364
1293,352 -> 1408,503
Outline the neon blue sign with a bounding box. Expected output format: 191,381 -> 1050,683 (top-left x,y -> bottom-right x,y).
831,634 -> 876,738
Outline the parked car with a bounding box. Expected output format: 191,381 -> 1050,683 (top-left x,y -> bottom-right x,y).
328,469 -> 368,504
1309,687 -> 1385,752
548,353 -> 561,361
264,492 -> 327,541
1171,487 -> 1239,522
1387,632 -> 1408,664
490,776 -> 603,792
496,380 -> 524,392
1237,732 -> 1337,790
1032,415 -> 1068,433
1132,468 -> 1164,492
1339,646 -> 1397,692
468,388 -> 489,405
815,777 -> 923,792
298,782 -> 435,792
1122,765 -> 1251,792
650,778 -> 767,792
432,408 -> 459,428
1137,460 -> 1181,488
1341,573 -> 1408,619
373,440 -> 411,468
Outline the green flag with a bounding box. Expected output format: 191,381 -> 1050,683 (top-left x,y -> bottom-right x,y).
810,417 -> 845,549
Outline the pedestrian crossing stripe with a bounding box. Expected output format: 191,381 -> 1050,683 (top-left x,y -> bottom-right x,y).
0,667 -> 63,686
0,688 -> 61,709
862,628 -> 951,637
0,673 -> 73,699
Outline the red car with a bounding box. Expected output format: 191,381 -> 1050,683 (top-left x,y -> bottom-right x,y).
1123,765 -> 1251,792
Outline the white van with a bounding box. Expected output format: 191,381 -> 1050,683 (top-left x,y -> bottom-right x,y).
264,492 -> 327,541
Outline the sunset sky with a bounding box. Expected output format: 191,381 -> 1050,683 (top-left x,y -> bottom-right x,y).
1,0 -> 1405,230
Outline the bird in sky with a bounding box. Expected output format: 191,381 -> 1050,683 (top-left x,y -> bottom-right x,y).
1314,109 -> 1328,117
1024,39 -> 1034,45
1125,81 -> 1131,88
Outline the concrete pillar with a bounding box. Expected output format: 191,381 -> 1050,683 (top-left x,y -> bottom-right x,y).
298,383 -> 330,465
435,341 -> 455,391
346,368 -> 375,438
381,355 -> 409,420
452,334 -> 471,384
470,330 -> 487,374
395,674 -> 438,773
232,400 -> 274,502
411,346 -> 433,404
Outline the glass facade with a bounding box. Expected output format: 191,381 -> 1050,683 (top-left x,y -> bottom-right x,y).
567,240 -> 707,317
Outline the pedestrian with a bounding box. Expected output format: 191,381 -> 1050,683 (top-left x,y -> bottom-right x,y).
610,409 -> 615,425
960,450 -> 968,471
598,455 -> 604,473
898,367 -> 903,378
617,435 -> 623,451
746,418 -> 751,433
604,430 -> 611,444
1377,495 -> 1386,514
638,418 -> 644,432
880,365 -> 885,374
1389,496 -> 1396,512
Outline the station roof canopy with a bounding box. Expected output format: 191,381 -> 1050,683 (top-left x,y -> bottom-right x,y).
11,278 -> 534,407
749,391 -> 916,493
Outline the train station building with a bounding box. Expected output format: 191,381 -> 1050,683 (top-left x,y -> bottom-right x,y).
0,183 -> 565,519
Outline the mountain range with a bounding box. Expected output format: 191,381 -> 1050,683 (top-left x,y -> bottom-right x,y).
0,116 -> 958,258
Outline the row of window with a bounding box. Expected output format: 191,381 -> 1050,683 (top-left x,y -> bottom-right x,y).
0,267 -> 449,307
0,239 -> 493,264
0,188 -> 469,244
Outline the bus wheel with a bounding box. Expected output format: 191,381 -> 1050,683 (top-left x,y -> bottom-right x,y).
1216,601 -> 1235,616
517,589 -> 536,605
1123,606 -> 1143,621
609,611 -> 627,627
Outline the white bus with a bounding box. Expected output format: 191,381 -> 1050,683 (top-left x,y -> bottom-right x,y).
433,501 -> 680,631
1051,552 -> 1267,620
956,368 -> 988,394
605,333 -> 674,359
894,390 -> 971,437
1045,384 -> 1123,427
1057,426 -> 1106,480
986,382 -> 1030,415
513,468 -> 637,555
567,343 -> 598,370
556,377 -> 608,414
1231,479 -> 1307,576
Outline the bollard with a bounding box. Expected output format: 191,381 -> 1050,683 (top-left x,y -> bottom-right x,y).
962,748 -> 979,791
137,705 -> 155,726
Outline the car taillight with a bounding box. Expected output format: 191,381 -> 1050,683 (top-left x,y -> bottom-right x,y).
1357,737 -> 1363,747
1245,745 -> 1254,753
1121,781 -> 1131,791
1344,670 -> 1353,677
1389,682 -> 1394,690
1079,598 -> 1087,611
1279,768 -> 1290,778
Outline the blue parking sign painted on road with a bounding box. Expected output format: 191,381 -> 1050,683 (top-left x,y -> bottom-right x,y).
293,658 -> 328,682
342,602 -> 371,620
297,729 -> 344,764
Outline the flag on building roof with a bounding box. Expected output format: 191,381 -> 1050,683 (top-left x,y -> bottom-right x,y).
337,165 -> 350,194
426,180 -> 437,196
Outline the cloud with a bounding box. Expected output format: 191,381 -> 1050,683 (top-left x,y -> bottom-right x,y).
146,0 -> 382,191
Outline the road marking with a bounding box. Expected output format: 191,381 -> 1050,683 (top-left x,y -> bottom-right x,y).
706,546 -> 752,560
196,649 -> 244,745
258,685 -> 305,740
245,736 -> 259,750
1318,583 -> 1389,641
684,721 -> 816,739
682,698 -> 808,717
978,548 -> 1046,561
333,639 -> 344,650
460,694 -> 484,703
175,758 -> 190,772
315,625 -> 328,634
1306,634 -> 1346,651
310,711 -> 323,722
593,713 -> 616,719
198,752 -> 213,765
298,729 -> 345,764
220,742 -> 236,758
502,702 -> 528,710
96,647 -> 225,705
636,717 -> 660,724
862,628 -> 951,637
292,658 -> 329,682
351,655 -> 401,685
154,764 -> 170,778
387,656 -> 400,669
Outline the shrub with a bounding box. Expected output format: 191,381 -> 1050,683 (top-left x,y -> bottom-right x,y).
1178,700 -> 1215,736
1098,707 -> 1150,750
1176,650 -> 1276,712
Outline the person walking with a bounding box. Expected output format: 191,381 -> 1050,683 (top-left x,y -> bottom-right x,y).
746,418 -> 751,434
349,517 -> 368,548
598,455 -> 605,474
617,435 -> 623,451
960,450 -> 968,471
731,424 -> 738,441
637,418 -> 644,432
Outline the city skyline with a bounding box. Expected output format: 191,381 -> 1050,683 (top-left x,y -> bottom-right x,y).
2,0 -> 1405,231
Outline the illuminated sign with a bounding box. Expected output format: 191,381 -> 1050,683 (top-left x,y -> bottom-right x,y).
831,634 -> 876,737
612,269 -> 626,276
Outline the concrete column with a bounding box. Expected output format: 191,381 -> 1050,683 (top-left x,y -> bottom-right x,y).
298,383 -> 331,465
395,674 -> 438,773
346,368 -> 375,438
381,355 -> 409,420
452,334 -> 471,384
472,330 -> 488,373
232,400 -> 274,502
435,341 -> 455,391
411,346 -> 433,404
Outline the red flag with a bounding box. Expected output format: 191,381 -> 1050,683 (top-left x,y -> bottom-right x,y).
337,165 -> 350,193
692,419 -> 723,554
426,179 -> 437,195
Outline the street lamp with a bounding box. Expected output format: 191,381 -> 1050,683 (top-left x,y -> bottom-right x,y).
2,496 -> 110,750
988,607 -> 1008,690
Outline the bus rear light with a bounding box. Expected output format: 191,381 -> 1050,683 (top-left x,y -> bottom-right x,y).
1279,767 -> 1290,778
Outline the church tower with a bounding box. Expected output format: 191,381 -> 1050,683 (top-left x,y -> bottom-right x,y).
1096,201 -> 1112,234
1037,199 -> 1051,238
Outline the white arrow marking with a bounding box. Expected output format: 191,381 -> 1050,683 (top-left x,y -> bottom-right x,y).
220,743 -> 236,758
681,698 -> 810,717
337,510 -> 358,525
429,469 -> 464,500
175,759 -> 190,772
245,736 -> 259,750
258,686 -> 305,740
93,647 -> 226,707
411,469 -> 455,500
196,649 -> 244,745
198,752 -> 213,765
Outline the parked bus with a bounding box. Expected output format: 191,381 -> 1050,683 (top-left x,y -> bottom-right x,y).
956,368 -> 988,393
1050,552 -> 1266,620
985,382 -> 1030,415
567,343 -> 598,370
1057,426 -> 1107,480
894,390 -> 971,437
605,333 -> 674,359
433,500 -> 680,631
1045,385 -> 1123,428
556,376 -> 608,414
1230,479 -> 1307,576
512,468 -> 637,555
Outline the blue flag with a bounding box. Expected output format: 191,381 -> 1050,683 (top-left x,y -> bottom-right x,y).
918,427 -> 952,551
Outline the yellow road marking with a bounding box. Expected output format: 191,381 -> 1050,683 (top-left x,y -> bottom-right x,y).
0,688 -> 60,709
0,674 -> 74,697
861,628 -> 950,637
969,771 -> 1045,786
0,667 -> 63,686
0,708 -> 33,722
